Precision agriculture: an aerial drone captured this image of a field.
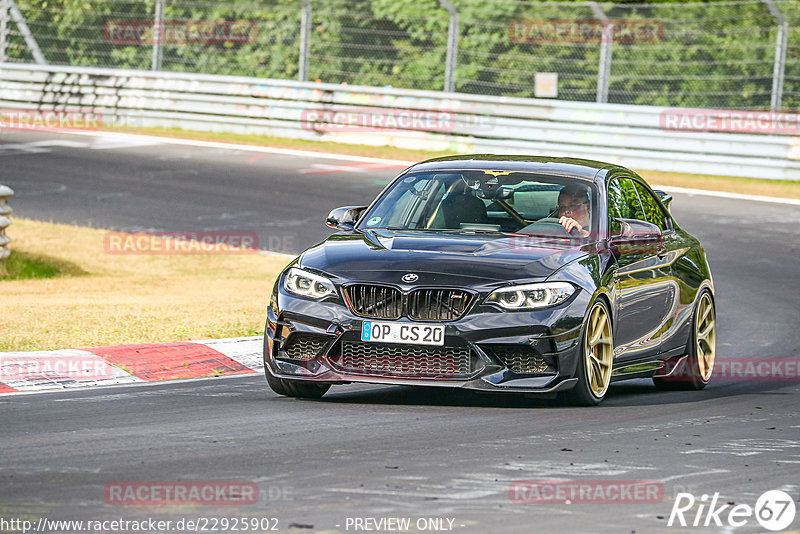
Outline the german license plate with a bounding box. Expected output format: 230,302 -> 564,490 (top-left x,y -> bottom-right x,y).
361,321 -> 445,346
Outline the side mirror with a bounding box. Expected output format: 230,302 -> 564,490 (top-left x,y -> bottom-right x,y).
653,190 -> 673,211
610,218 -> 662,241
325,206 -> 367,230
608,218 -> 662,255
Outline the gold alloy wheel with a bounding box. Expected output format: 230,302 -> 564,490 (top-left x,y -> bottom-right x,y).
585,303 -> 613,397
695,293 -> 716,381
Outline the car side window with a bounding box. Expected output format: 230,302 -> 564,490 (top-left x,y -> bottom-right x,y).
607,177 -> 646,234
632,180 -> 671,231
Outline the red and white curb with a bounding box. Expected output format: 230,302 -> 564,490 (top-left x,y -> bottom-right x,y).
0,336 -> 264,395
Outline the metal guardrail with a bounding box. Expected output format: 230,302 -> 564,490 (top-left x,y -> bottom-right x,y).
0,184 -> 13,270
2,0 -> 799,111
1,63 -> 799,180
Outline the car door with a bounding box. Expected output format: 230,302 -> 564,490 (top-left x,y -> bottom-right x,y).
607,176 -> 674,361
630,178 -> 685,355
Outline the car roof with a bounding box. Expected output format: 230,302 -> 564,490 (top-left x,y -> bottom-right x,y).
406,155 -> 626,182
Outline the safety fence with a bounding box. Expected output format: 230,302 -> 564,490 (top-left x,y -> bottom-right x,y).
1,63 -> 799,180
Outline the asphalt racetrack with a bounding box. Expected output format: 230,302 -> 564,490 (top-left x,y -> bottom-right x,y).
1,131 -> 799,533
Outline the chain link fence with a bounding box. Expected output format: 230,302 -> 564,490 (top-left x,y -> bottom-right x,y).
1,0 -> 798,110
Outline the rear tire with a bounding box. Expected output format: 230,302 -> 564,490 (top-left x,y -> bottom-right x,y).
560,298 -> 614,406
653,290 -> 715,391
265,371 -> 331,399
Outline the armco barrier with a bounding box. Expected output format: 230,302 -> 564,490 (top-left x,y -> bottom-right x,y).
1,63 -> 799,180
0,185 -> 13,269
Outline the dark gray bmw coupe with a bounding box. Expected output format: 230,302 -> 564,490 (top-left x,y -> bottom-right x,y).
263,156 -> 716,405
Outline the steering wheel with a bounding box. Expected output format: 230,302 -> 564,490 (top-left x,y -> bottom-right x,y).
523,217 -> 575,237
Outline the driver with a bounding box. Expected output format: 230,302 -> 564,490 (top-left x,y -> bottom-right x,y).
557,185 -> 591,237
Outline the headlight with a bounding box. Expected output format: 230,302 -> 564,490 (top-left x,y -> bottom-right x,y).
284,267 -> 336,299
485,282 -> 575,310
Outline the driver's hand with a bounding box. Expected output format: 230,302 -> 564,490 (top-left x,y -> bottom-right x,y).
559,216 -> 589,237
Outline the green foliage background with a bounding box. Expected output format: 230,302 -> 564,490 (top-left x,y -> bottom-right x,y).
6,0 -> 799,109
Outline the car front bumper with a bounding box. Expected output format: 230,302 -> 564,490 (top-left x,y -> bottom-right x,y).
264,288 -> 590,395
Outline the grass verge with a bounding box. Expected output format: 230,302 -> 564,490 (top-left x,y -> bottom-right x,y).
1,250 -> 86,280
107,125 -> 800,200
0,218 -> 291,352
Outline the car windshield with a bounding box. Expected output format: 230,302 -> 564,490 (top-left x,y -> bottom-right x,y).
358,171 -> 597,237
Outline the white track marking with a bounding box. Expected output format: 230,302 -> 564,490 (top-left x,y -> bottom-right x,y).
25,140 -> 89,148
299,162 -> 407,174
300,163 -> 373,174
88,133 -> 162,150
682,438 -> 800,456
0,143 -> 51,155
495,461 -> 655,477
660,468 -> 730,483
66,130 -> 415,165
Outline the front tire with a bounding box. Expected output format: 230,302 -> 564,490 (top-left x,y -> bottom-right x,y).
265,371 -> 331,399
654,290 -> 716,391
560,298 -> 614,406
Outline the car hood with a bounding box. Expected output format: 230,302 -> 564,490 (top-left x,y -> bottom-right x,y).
298,230 -> 590,285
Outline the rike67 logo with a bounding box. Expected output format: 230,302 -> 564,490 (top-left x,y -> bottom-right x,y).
668,490 -> 796,531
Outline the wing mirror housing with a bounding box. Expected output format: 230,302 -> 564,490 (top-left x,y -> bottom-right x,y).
608,218 -> 663,254
325,206 -> 367,230
610,218 -> 662,242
